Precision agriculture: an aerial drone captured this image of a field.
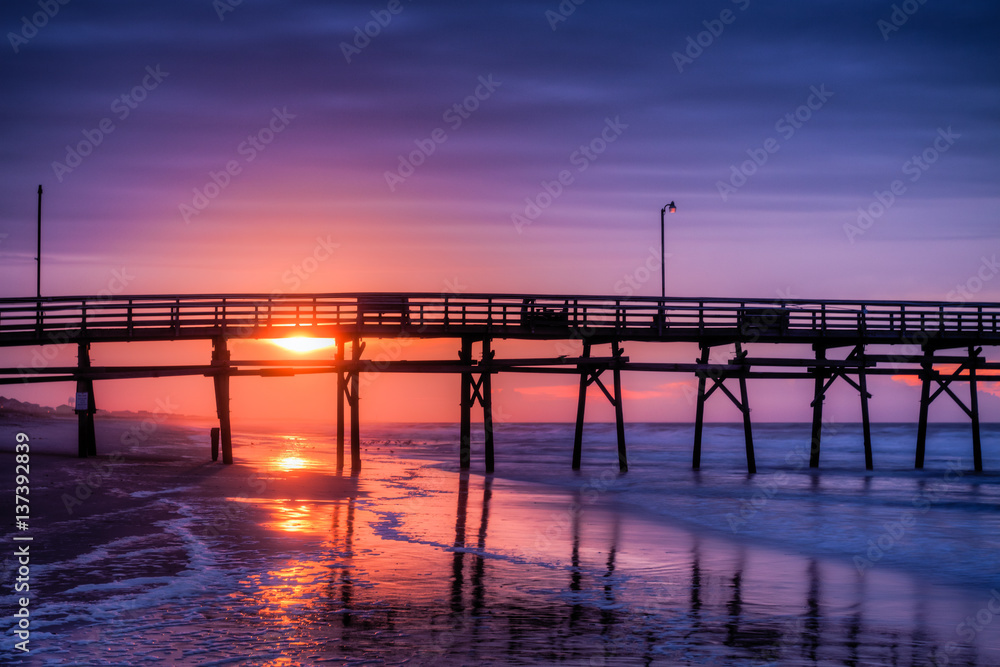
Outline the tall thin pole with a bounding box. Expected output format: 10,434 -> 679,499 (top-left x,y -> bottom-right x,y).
659,201 -> 675,300
36,184 -> 42,298
659,206 -> 665,300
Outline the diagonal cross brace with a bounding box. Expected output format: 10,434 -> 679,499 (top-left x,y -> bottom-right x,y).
808,345 -> 873,407
926,361 -> 975,418
465,350 -> 496,408
702,373 -> 748,413
809,370 -> 871,406
340,341 -> 366,407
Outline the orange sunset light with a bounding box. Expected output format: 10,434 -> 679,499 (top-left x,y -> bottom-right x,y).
270,337 -> 337,353
277,456 -> 309,471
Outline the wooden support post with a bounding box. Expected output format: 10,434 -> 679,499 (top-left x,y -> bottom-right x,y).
350,337 -> 361,472
572,342 -> 591,470
915,348 -> 932,470
336,342 -> 345,471
613,341 -> 627,473
482,338 -> 495,474
84,383 -> 97,457
736,343 -> 755,474
970,346 -> 983,473
858,347 -> 873,471
75,342 -> 96,458
692,346 -> 710,470
212,337 -> 233,464
459,337 -> 473,470
809,347 -> 826,468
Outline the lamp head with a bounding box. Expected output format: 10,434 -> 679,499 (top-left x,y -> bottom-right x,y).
668,201 -> 676,213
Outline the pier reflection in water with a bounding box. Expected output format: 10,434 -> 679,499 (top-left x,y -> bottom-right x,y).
224,449 -> 995,666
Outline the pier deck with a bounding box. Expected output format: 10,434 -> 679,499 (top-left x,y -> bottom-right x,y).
1,293 -> 997,473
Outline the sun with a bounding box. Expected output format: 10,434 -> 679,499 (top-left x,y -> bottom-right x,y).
270,337 -> 337,353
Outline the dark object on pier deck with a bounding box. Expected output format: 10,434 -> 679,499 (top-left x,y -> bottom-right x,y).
520,298 -> 570,329
738,307 -> 790,335
356,295 -> 410,326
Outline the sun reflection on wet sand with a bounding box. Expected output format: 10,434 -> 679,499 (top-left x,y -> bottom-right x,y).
276,455 -> 308,471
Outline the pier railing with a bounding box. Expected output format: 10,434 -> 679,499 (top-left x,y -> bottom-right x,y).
0,293 -> 999,345
2,292 -> 996,473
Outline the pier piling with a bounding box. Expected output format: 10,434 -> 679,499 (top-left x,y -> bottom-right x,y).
570,341 -> 628,472
693,342 -> 755,473
613,341 -> 628,473
692,346 -> 710,470
460,338 -> 473,470
350,338 -> 362,471
212,337 -> 233,464
970,346 -> 983,472
336,342 -> 345,470
735,343 -> 755,474
75,342 -> 97,458
809,346 -> 827,468
458,337 -> 495,472
482,337 -> 495,474
572,342 -> 592,471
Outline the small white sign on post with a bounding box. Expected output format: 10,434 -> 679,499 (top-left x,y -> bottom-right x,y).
75,392 -> 89,412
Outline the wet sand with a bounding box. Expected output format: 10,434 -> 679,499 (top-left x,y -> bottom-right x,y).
1,416 -> 999,665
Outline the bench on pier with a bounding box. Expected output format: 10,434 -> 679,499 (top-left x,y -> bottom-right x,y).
737,307 -> 790,335
521,299 -> 570,328
356,296 -> 410,325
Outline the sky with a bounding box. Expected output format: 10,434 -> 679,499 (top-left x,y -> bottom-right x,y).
1,0 -> 999,425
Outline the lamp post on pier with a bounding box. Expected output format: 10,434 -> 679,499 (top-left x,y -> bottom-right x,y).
36,185 -> 42,299
659,201 -> 676,299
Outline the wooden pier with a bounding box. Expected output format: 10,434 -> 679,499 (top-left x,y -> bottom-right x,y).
1,293 -> 997,473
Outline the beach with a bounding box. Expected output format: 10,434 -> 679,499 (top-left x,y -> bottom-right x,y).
1,415 -> 999,665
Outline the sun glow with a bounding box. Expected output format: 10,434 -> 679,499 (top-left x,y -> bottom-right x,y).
277,456 -> 308,471
270,337 -> 337,353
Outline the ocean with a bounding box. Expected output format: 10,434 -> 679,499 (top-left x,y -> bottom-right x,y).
2,419 -> 999,665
